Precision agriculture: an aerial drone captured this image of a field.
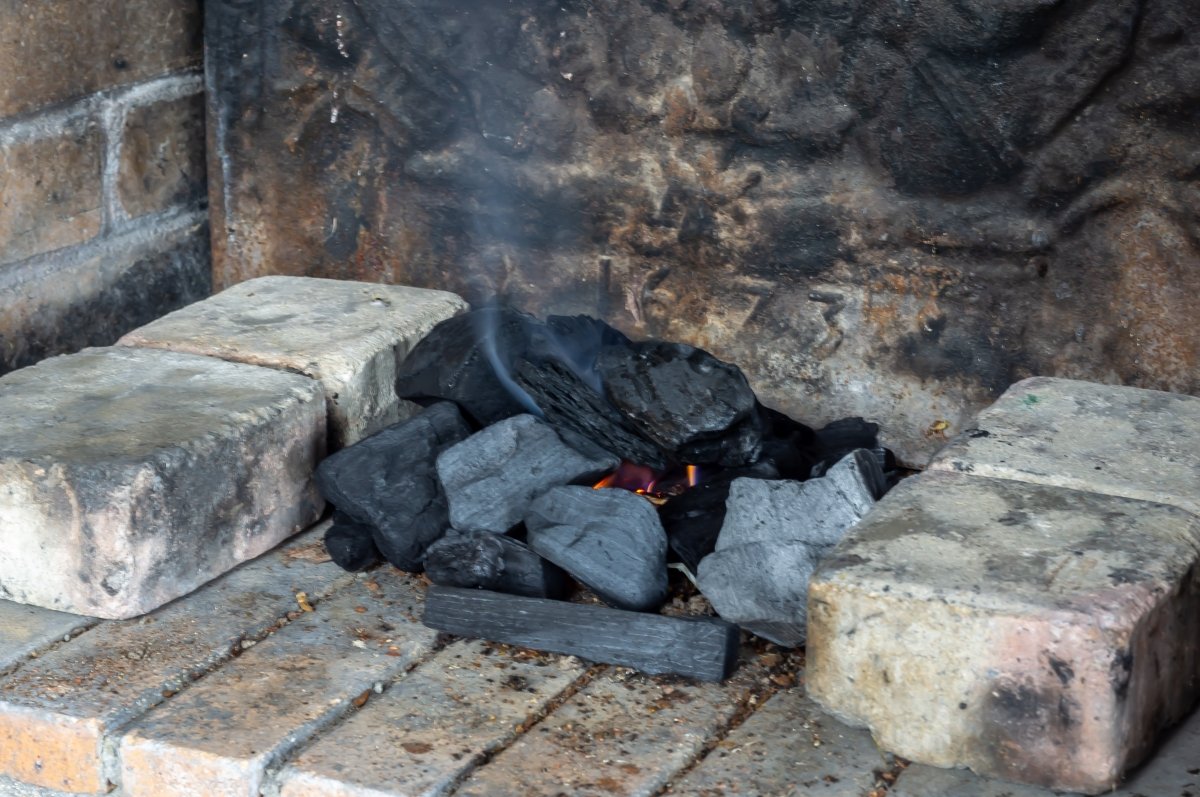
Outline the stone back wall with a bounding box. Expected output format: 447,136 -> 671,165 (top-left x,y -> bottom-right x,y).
0,0 -> 211,375
206,0 -> 1200,464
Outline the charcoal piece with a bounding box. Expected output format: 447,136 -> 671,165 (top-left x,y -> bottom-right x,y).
315,402 -> 471,571
323,511 -> 382,571
515,358 -> 668,469
598,340 -> 762,467
757,405 -> 820,480
696,541 -> 818,647
716,452 -> 879,552
525,485 -> 668,612
437,414 -> 619,534
423,530 -> 570,599
696,450 -> 883,646
395,306 -> 542,426
660,462 -> 779,573
536,314 -> 632,386
423,586 -> 740,682
813,417 -> 880,464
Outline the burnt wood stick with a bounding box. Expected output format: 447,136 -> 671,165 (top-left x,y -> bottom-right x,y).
422,586 -> 741,682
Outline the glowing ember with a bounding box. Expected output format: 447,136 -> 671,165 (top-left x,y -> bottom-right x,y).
593,462 -> 702,501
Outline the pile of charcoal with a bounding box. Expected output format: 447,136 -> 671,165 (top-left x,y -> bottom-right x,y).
316,306 -> 895,681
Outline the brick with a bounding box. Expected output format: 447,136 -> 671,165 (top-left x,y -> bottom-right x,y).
928,376 -> 1200,515
118,92 -> 206,218
452,664 -> 763,797
276,639 -> 586,797
0,218 -> 211,377
0,603 -> 95,675
0,121 -> 102,266
120,276 -> 467,448
663,688 -> 885,797
118,569 -> 437,797
807,470 -> 1200,795
0,524 -> 353,794
0,0 -> 200,119
0,346 -> 325,619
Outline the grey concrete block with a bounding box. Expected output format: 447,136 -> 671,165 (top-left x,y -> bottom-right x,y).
0,346 -> 325,619
120,276 -> 467,448
807,469 -> 1200,795
928,376 -> 1200,515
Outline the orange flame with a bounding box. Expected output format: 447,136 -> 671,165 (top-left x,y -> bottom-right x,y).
687,465 -> 699,487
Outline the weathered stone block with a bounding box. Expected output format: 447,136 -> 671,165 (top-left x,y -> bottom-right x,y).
0,346 -> 325,619
0,120 -> 102,266
0,0 -> 201,118
118,92 -> 206,218
807,470 -> 1200,795
120,276 -> 467,448
928,376 -> 1200,515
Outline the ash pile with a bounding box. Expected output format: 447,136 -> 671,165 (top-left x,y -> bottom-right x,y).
316,306 -> 897,681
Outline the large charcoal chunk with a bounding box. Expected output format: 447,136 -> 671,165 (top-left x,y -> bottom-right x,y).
697,450 -> 883,646
716,465 -> 875,553
423,586 -> 740,682
437,414 -> 618,534
423,530 -> 571,599
697,542 -> 818,647
515,358 -> 668,469
395,306 -> 542,426
599,341 -> 762,467
315,402 -> 472,571
525,486 -> 668,612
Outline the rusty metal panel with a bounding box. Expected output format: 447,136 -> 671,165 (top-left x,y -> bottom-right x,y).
204,0 -> 1200,464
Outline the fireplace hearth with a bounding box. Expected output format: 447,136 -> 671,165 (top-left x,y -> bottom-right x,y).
314,306 -> 896,676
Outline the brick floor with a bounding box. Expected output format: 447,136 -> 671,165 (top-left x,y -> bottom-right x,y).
1,524 -> 1196,797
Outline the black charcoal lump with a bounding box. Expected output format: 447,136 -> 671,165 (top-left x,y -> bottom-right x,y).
323,511 -> 383,572
315,402 -> 472,572
600,340 -> 762,467
696,449 -> 884,645
525,485 -> 669,612
436,414 -> 619,534
423,586 -> 740,682
423,529 -> 571,599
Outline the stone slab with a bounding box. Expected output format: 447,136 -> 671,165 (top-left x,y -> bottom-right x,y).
664,687 -> 886,797
120,276 -> 467,448
928,376 -> 1200,516
0,523 -> 354,794
451,665 -> 762,797
807,469 -> 1200,795
118,569 -> 437,797
276,639 -> 586,797
0,603 -> 95,675
0,346 -> 325,619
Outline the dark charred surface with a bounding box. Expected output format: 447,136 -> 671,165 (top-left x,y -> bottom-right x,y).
207,0 -> 1200,462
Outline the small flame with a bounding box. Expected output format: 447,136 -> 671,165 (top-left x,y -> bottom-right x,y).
686,464 -> 699,488
593,462 -> 658,493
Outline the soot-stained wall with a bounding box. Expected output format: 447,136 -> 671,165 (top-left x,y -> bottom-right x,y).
206,0 -> 1199,463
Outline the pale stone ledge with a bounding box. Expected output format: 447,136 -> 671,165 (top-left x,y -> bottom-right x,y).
119,276 -> 467,449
